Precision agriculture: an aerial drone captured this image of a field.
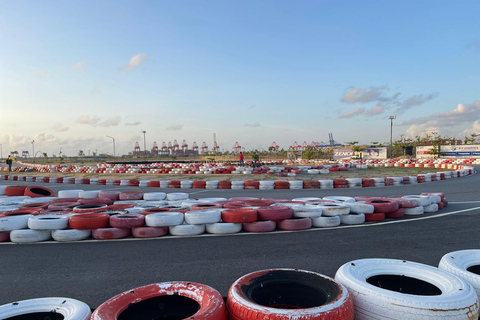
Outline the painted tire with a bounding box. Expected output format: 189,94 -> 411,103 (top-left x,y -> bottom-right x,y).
206,222 -> 242,234
24,186 -> 55,198
323,196 -> 356,203
119,191 -> 144,200
141,207 -> 172,215
242,220 -> 276,233
404,206 -> 425,216
92,282 -> 227,320
132,226 -> 168,238
92,227 -> 131,240
167,192 -> 189,201
291,206 -> 322,218
109,214 -> 145,228
385,208 -> 405,219
145,211 -> 184,227
10,229 -> 52,243
311,216 -> 341,228
317,203 -> 350,217
69,213 -> 110,229
364,212 -> 385,222
143,192 -> 167,200
423,203 -> 439,213
364,199 -> 399,213
98,190 -> 121,201
439,250 -> 480,299
169,223 -> 205,236
72,204 -> 108,213
52,229 -> 91,241
256,206 -> 293,221
277,217 -> 312,231
0,297 -> 91,320
185,209 -> 222,225
58,189 -> 84,198
335,258 -> 479,320
4,185 -> 28,197
221,209 -> 257,223
227,268 -> 354,320
343,202 -> 374,214
340,213 -> 365,225
189,203 -> 223,211
28,215 -> 70,230
402,195 -> 431,206
0,214 -> 32,231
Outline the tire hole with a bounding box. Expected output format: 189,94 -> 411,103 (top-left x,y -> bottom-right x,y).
118,295 -> 200,320
367,275 -> 441,295
467,265 -> 480,275
4,312 -> 64,320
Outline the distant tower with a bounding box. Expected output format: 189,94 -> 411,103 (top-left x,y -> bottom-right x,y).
134,142 -> 141,155
151,142 -> 159,156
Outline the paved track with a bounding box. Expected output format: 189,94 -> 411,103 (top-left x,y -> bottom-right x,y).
1,167 -> 479,309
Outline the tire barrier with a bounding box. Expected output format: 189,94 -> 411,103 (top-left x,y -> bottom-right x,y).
335,258 -> 479,319
439,249 -> 480,299
0,297 -> 91,320
227,268 -> 354,320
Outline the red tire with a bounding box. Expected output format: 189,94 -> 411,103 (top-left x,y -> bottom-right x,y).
109,214 -> 145,228
132,226 -> 168,238
119,191 -> 144,200
385,207 -> 405,219
222,202 -> 248,209
51,197 -> 79,204
277,217 -> 312,231
242,220 -> 276,232
69,213 -> 110,229
303,181 -> 320,189
23,186 -> 55,198
78,198 -> 113,206
0,231 -> 10,242
141,208 -> 172,215
442,199 -> 448,207
192,181 -> 206,189
128,179 -> 139,186
4,185 -> 27,197
73,204 -> 109,213
92,282 -> 227,320
221,209 -> 257,223
364,212 -> 385,222
227,269 -> 354,320
365,199 -> 399,213
98,191 -> 121,201
256,206 -> 292,221
148,181 -> 160,187
218,181 -> 231,189
20,203 -> 49,210
92,227 -> 131,240
107,203 -> 135,210
190,203 -> 223,211
244,181 -> 259,189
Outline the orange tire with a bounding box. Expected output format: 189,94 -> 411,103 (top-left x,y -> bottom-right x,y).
69,213 -> 110,229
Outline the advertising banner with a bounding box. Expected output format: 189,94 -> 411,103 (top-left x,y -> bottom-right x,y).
333,149 -> 354,160
441,145 -> 480,158
416,146 -> 434,159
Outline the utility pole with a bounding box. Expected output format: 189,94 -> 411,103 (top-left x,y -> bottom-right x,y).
106,136 -> 116,158
389,116 -> 396,158
32,140 -> 35,163
142,130 -> 147,160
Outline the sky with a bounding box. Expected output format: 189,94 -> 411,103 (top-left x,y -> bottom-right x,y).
0,0 -> 479,157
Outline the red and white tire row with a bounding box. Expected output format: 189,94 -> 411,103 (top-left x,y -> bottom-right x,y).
4,251 -> 480,320
0,187 -> 449,243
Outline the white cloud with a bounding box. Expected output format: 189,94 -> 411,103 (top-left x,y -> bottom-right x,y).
73,61 -> 87,71
52,123 -> 69,132
76,115 -> 121,127
125,121 -> 141,126
395,93 -> 439,114
119,53 -> 146,71
366,104 -> 384,115
166,125 -> 183,131
245,123 -> 261,127
460,120 -> 480,137
341,86 -> 394,104
339,107 -> 365,119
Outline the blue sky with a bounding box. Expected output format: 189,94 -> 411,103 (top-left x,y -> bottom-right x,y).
1,1 -> 479,157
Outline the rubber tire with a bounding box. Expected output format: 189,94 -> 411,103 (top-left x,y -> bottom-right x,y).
364,199 -> 399,213
404,206 -> 425,216
221,209 -> 257,223
364,212 -> 385,222
52,229 -> 91,241
69,213 -> 110,229
311,216 -> 341,228
256,206 -> 293,221
340,213 -> 365,225
109,214 -> 145,228
145,211 -> 184,227
242,221 -> 276,232
10,229 -> 52,243
277,217 -> 312,231
92,227 -> 131,240
317,203 -> 350,216
4,185 -> 28,197
227,268 -> 354,320
439,249 -> 480,299
291,206 -> 322,218
91,282 -> 226,320
28,215 -> 69,230
169,223 -> 205,236
0,297 -> 91,320
132,226 -> 168,238
185,209 -> 222,225
24,186 -> 55,198
206,222 -> 242,234
335,258 -> 479,320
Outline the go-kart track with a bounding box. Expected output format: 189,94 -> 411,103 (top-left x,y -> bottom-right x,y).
1,165 -> 480,318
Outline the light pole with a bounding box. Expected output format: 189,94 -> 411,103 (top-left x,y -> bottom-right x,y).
31,140 -> 35,163
142,130 -> 147,160
389,116 -> 396,158
0,144 -> 2,159
106,136 -> 116,158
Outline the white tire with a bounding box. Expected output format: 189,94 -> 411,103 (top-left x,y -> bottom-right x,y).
318,203 -> 350,216
145,211 -> 184,227
78,190 -> 100,199
319,180 -> 334,189
58,189 -> 84,198
206,222 -> 242,234
344,202 -> 375,214
166,192 -> 189,201
292,197 -> 322,202
403,195 -> 431,206
404,206 -> 425,215
160,181 -> 169,188
323,196 -> 356,203
428,195 -> 442,204
311,216 -> 341,228
423,203 -> 439,213
52,229 -> 91,242
28,215 -> 69,230
143,192 -> 167,201
340,213 -> 365,225
10,229 -> 52,243
23,197 -> 57,204
439,250 -> 480,299
291,206 -> 322,218
184,209 -> 222,225
0,214 -> 32,231
271,202 -> 304,208
169,223 -> 205,236
346,178 -> 362,188
0,297 -> 91,320
197,197 -> 228,203
335,258 -> 479,320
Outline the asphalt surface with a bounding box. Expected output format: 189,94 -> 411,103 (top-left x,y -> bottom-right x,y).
1,167 -> 479,309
